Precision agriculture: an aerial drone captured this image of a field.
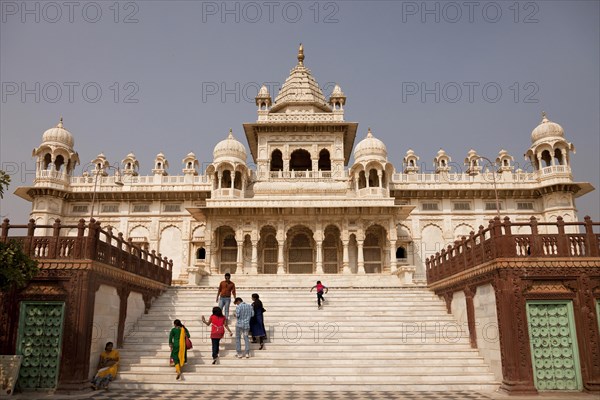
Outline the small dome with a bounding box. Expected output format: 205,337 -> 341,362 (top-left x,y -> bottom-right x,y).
331,84 -> 345,98
354,128 -> 387,162
531,112 -> 564,143
42,117 -> 74,148
257,85 -> 270,97
213,129 -> 247,163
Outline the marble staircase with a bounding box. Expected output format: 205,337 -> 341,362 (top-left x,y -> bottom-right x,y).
112,277 -> 499,391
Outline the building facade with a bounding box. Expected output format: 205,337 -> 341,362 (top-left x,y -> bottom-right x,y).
15,46 -> 594,285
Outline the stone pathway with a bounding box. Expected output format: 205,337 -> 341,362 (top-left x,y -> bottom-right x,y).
10,390 -> 597,400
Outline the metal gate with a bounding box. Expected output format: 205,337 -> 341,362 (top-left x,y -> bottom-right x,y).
526,301 -> 582,391
16,302 -> 65,389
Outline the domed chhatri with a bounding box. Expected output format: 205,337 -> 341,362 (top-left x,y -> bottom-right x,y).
213,129 -> 247,163
42,117 -> 74,148
531,111 -> 564,143
354,128 -> 387,162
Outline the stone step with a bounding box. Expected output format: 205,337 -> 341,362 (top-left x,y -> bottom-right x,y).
118,355 -> 488,365
110,382 -> 499,392
117,285 -> 498,392
194,274 -> 424,288
125,321 -> 468,334
117,343 -> 476,352
115,371 -> 496,384
118,364 -> 491,374
124,337 -> 472,346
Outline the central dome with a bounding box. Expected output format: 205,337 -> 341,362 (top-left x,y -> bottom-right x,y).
213,129 -> 247,163
354,128 -> 387,162
42,117 -> 74,148
270,44 -> 330,113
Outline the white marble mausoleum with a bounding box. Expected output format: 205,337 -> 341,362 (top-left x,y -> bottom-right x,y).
15,45 -> 594,285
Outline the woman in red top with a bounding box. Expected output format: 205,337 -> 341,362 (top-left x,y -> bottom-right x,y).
202,307 -> 232,364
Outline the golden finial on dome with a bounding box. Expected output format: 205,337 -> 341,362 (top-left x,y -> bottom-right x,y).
367,128 -> 373,138
298,43 -> 304,65
541,111 -> 548,123
228,128 -> 233,139
57,116 -> 64,128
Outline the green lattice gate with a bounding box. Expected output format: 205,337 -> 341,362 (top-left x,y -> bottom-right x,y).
16,302 -> 65,389
526,301 -> 582,391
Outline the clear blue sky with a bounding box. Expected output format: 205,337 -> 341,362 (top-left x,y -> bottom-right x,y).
1,0 -> 599,221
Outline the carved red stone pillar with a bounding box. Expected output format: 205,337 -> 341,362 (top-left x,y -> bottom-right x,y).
116,287 -> 130,348
1,218 -> 9,242
493,270 -> 537,394
575,274 -> 600,391
584,216 -> 599,257
57,270 -> 96,390
464,286 -> 478,349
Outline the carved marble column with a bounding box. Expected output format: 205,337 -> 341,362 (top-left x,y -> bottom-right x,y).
389,242 -> 397,273
357,240 -> 365,274
277,224 -> 285,274
342,240 -> 350,274
236,242 -> 244,274
251,240 -> 258,275
316,240 -> 324,274
277,243 -> 285,274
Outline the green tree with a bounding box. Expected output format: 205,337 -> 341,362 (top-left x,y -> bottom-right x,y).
0,170 -> 39,292
0,241 -> 39,292
0,170 -> 9,198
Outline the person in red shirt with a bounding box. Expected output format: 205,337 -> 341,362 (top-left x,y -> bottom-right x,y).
202,307 -> 232,364
216,273 -> 236,320
310,280 -> 329,309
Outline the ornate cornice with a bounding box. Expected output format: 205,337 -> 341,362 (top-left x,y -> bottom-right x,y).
38,260 -> 168,292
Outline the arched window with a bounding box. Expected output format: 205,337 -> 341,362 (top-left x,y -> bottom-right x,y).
554,148 -> 564,166
541,150 -> 552,167
222,170 -> 232,188
396,246 -> 406,259
54,155 -> 65,171
196,247 -> 206,260
318,149 -> 331,171
187,162 -> 193,169
234,171 -> 242,190
368,169 -> 378,187
157,162 -> 162,169
358,171 -> 367,189
270,150 -> 283,171
409,160 -> 415,167
290,149 -> 312,171
43,153 -> 52,169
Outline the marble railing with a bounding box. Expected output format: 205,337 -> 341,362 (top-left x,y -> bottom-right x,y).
47,165 -> 573,193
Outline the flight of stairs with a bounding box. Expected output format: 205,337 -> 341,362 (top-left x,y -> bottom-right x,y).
112,276 -> 499,391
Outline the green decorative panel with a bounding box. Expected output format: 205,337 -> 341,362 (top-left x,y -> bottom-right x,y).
526,301 -> 582,391
16,302 -> 65,390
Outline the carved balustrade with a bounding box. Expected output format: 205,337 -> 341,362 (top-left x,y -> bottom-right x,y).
426,216 -> 600,285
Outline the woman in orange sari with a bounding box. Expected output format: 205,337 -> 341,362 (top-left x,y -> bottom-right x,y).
168,319 -> 190,380
91,342 -> 120,390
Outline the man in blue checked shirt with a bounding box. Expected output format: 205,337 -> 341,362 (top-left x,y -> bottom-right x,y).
233,297 -> 254,358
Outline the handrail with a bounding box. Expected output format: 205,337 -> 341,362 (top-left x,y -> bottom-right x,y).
425,216 -> 600,285
0,218 -> 172,286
